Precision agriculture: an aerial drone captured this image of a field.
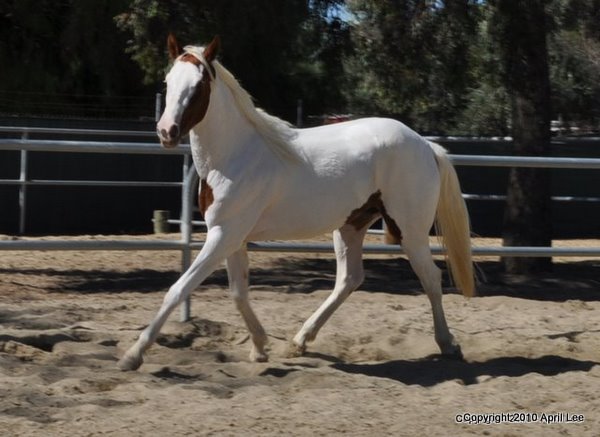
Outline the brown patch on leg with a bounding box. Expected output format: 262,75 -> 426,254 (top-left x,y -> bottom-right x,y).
199,179 -> 214,216
382,213 -> 403,245
345,192 -> 382,230
345,191 -> 402,244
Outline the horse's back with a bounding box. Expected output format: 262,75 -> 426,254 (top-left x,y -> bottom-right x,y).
294,117 -> 438,187
295,117 -> 436,170
296,117 -> 424,153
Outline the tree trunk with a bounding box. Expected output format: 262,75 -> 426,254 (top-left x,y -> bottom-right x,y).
493,0 -> 553,273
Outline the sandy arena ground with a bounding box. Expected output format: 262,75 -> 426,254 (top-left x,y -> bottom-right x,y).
1,234 -> 599,436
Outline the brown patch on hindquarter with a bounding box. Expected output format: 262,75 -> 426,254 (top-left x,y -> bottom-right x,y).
199,179 -> 214,215
345,191 -> 402,244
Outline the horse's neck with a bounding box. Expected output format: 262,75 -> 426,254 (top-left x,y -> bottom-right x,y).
190,81 -> 267,175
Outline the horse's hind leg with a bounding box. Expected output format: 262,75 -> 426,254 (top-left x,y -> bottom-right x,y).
292,223 -> 369,354
402,233 -> 462,358
227,248 -> 268,362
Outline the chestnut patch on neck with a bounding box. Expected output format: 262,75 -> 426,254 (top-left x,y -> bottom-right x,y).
177,53 -> 214,135
180,74 -> 211,134
345,191 -> 402,243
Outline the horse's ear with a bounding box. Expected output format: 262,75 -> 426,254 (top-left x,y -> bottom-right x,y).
203,35 -> 221,63
167,33 -> 182,60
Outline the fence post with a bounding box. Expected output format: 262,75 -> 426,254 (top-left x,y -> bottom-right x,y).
179,156 -> 196,322
296,99 -> 303,128
18,131 -> 29,234
155,93 -> 162,122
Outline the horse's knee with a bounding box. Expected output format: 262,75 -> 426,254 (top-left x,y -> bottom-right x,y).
340,270 -> 364,293
353,269 -> 366,289
409,257 -> 442,295
162,283 -> 186,308
231,292 -> 249,311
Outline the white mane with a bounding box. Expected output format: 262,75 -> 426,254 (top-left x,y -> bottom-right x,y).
184,46 -> 300,162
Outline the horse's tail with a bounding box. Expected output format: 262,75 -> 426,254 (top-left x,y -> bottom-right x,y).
430,142 -> 475,297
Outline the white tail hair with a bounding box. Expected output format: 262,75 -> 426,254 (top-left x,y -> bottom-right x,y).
430,142 -> 475,297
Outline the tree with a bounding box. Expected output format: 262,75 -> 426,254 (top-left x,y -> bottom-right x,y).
291,3 -> 352,118
0,0 -> 149,117
490,0 -> 553,273
115,0 -> 349,123
454,4 -> 510,136
344,0 -> 478,134
549,0 -> 600,130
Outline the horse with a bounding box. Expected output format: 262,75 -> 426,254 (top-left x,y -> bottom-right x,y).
117,34 -> 475,371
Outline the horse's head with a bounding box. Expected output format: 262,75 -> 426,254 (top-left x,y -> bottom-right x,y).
157,34 -> 220,148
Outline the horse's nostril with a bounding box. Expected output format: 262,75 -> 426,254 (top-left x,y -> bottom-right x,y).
168,124 -> 180,139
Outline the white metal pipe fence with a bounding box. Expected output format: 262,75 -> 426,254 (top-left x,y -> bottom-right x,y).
1,127 -> 599,321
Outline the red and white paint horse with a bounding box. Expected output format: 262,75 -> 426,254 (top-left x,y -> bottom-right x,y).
118,35 -> 474,371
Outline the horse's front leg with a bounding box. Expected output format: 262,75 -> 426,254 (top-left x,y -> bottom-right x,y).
117,226 -> 243,371
227,248 -> 268,362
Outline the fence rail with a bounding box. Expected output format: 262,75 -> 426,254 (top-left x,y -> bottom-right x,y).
1,238 -> 597,258
450,154 -> 600,169
0,126 -> 156,137
1,127 -> 599,320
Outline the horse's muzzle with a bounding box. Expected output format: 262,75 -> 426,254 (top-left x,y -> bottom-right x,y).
157,124 -> 180,148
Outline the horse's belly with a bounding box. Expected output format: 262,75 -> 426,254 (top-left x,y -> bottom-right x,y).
247,191 -> 364,241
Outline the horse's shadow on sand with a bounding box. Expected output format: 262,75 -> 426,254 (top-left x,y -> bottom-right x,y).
18,254 -> 599,302
250,256 -> 600,302
329,354 -> 599,387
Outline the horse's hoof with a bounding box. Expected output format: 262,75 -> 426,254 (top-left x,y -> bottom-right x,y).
442,344 -> 464,361
286,341 -> 306,358
117,353 -> 143,371
250,349 -> 269,363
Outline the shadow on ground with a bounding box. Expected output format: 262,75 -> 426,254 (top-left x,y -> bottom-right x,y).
332,354 -> 599,386
251,257 -> 600,301
3,256 -> 598,301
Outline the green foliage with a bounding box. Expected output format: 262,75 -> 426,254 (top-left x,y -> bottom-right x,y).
344,0 -> 600,135
1,0 -> 599,130
344,0 -> 478,134
456,82 -> 510,137
548,0 -> 600,128
0,0 -> 150,117
115,0 -> 349,122
453,4 -> 510,136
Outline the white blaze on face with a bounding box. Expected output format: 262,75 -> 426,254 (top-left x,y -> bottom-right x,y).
157,61 -> 204,147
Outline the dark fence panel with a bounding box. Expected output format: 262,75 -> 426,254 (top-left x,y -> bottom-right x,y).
432,138 -> 599,239
0,117 -> 187,235
1,119 -> 599,237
